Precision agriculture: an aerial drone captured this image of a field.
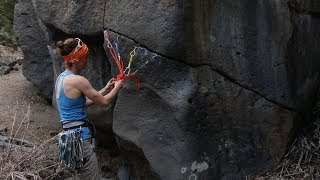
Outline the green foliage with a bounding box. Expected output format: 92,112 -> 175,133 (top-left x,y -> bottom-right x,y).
0,0 -> 16,46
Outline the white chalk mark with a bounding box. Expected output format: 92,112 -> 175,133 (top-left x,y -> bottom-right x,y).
191,161 -> 209,172
189,174 -> 197,180
181,167 -> 187,174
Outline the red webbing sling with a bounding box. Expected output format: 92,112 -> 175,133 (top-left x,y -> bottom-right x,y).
104,31 -> 140,90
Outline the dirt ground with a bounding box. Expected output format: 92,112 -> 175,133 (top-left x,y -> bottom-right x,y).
0,67 -> 61,141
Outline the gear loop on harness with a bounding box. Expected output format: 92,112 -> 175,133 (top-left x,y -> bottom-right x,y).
57,129 -> 85,171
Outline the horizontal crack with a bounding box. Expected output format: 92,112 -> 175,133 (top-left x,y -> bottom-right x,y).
201,63 -> 297,112
104,28 -> 183,62
105,29 -> 297,112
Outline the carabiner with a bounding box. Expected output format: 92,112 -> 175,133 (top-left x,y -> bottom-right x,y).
104,30 -> 113,49
114,36 -> 121,60
124,47 -> 137,75
130,46 -> 137,57
107,42 -> 112,48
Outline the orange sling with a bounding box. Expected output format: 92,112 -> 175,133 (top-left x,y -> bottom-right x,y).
104,31 -> 140,90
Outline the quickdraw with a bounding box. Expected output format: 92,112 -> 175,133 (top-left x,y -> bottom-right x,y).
114,36 -> 121,61
57,129 -> 84,171
104,30 -> 149,90
124,46 -> 137,75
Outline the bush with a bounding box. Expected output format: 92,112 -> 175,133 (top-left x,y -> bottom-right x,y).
0,0 -> 16,46
0,103 -> 66,179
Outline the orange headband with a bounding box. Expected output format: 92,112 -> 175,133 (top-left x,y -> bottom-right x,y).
63,38 -> 89,63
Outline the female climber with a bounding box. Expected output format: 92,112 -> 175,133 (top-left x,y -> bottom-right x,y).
55,38 -> 123,180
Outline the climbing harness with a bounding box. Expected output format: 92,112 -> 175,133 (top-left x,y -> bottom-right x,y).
104,30 -> 149,90
57,129 -> 85,171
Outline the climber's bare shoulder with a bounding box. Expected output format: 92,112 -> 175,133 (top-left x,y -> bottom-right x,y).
70,75 -> 101,98
59,74 -> 91,98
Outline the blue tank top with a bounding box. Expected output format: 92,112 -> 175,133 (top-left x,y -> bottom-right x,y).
55,71 -> 91,139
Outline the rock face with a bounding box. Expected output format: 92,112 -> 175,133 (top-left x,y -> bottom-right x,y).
0,45 -> 23,75
210,0 -> 293,107
14,0 -> 320,179
14,0 -> 53,100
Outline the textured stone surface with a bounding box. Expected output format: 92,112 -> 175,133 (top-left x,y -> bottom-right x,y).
209,0 -> 320,111
0,54 -> 17,67
0,45 -> 23,74
0,65 -> 10,75
86,105 -> 116,148
110,34 -> 294,179
289,0 -> 320,14
34,0 -> 105,35
210,0 -> 293,108
286,14 -> 320,111
14,0 -> 53,100
104,1 -> 185,60
13,0 -> 320,179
